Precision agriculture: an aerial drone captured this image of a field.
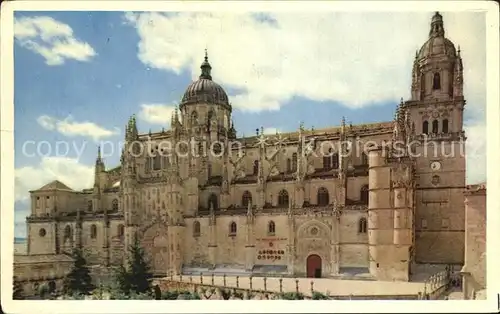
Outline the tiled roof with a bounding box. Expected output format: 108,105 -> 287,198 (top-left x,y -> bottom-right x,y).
32,180 -> 73,192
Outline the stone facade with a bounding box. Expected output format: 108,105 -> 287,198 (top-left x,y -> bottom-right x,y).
19,12 -> 469,285
13,254 -> 73,296
461,183 -> 486,299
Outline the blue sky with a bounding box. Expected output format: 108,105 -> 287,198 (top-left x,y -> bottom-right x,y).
12,11 -> 486,238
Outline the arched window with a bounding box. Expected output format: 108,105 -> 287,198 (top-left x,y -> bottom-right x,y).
117,224 -> 124,238
64,225 -> 72,240
193,221 -> 201,237
422,121 -> 429,135
442,119 -> 449,134
361,152 -> 368,165
242,191 -> 252,208
213,142 -> 222,155
317,187 -> 329,206
191,110 -> 198,124
278,189 -> 289,207
87,200 -> 93,211
198,141 -> 204,156
433,72 -> 441,90
229,222 -> 237,235
153,153 -> 161,170
90,224 -> 97,239
292,153 -> 298,172
358,218 -> 367,233
145,157 -> 151,172
286,158 -> 292,173
268,221 -> 276,235
253,160 -> 259,175
360,185 -> 369,204
323,155 -> 332,170
332,153 -> 339,169
208,193 -> 218,210
112,199 -> 119,211
432,120 -> 439,134
208,110 -> 215,124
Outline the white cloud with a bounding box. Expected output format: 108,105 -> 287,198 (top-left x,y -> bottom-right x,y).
37,115 -> 120,142
464,123 -> 486,185
15,156 -> 94,202
138,104 -> 176,125
262,127 -> 280,135
14,205 -> 30,239
123,12 -> 485,114
14,16 -> 96,65
124,11 -> 486,184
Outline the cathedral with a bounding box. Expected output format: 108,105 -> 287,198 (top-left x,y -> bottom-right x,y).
23,12 -> 466,283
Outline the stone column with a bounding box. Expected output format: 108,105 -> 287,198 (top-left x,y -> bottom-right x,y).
330,215 -> 341,275
287,215 -> 296,275
245,205 -> 256,271
208,215 -> 217,267
244,242 -> 255,271
102,215 -> 110,266
295,185 -> 305,209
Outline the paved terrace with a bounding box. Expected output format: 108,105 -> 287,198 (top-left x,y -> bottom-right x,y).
163,274 -> 429,298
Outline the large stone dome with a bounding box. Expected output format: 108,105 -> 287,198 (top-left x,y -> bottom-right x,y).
418,12 -> 457,60
418,36 -> 457,59
180,52 -> 230,108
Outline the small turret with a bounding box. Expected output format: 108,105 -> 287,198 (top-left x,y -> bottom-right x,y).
126,115 -> 138,141
453,45 -> 464,97
94,145 -> 105,174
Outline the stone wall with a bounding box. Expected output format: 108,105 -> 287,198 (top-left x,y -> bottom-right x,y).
13,254 -> 73,297
461,183 -> 486,300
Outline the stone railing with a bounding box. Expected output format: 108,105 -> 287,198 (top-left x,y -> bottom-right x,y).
420,265 -> 453,300
153,273 -> 424,300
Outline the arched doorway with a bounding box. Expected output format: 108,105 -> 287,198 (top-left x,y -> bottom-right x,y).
48,280 -> 56,294
306,254 -> 322,278
152,235 -> 169,276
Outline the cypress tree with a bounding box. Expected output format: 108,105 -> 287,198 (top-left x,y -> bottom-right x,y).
114,234 -> 153,297
126,234 -> 152,294
63,248 -> 95,295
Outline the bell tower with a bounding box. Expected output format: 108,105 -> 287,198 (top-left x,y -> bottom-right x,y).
404,12 -> 466,264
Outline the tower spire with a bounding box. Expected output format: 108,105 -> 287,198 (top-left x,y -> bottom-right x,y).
97,145 -> 102,161
199,49 -> 212,80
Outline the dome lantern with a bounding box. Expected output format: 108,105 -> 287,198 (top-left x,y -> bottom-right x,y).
429,11 -> 445,38
417,12 -> 456,60
200,49 -> 212,80
180,50 -> 230,110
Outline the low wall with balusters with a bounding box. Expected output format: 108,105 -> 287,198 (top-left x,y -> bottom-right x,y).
151,272 -> 446,300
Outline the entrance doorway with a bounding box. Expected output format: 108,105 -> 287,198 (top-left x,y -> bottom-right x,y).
306,254 -> 322,278
48,281 -> 56,294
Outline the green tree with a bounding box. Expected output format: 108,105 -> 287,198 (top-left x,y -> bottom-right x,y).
114,234 -> 153,296
13,277 -> 24,300
63,248 -> 95,295
113,264 -> 131,295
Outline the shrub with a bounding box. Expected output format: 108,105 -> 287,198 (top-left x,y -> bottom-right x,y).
13,278 -> 24,300
312,291 -> 330,300
279,292 -> 305,300
161,290 -> 180,300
